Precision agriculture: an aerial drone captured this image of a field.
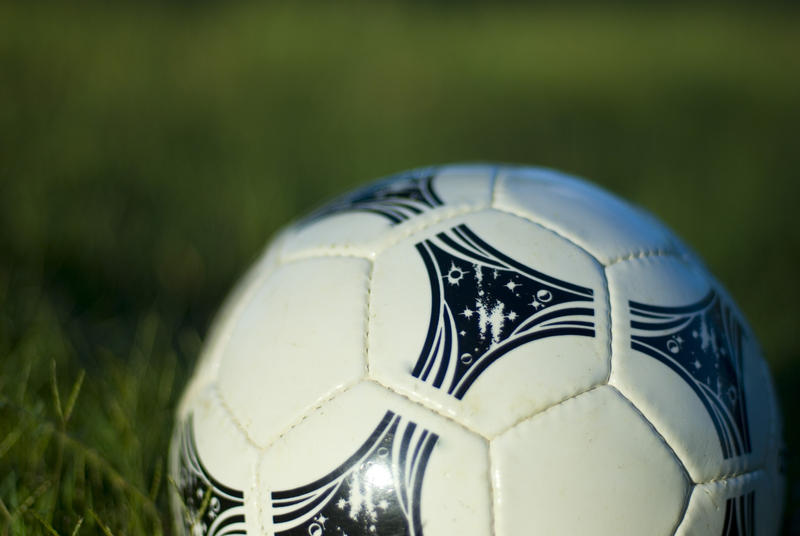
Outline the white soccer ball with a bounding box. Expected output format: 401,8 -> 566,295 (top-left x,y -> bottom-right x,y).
170,165 -> 784,536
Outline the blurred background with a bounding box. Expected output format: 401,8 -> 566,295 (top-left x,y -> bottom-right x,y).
1,1 -> 798,533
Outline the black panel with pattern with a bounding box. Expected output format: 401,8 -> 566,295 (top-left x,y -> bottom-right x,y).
305,168 -> 442,225
630,291 -> 751,459
271,411 -> 437,536
412,224 -> 595,399
722,491 -> 755,535
176,416 -> 247,536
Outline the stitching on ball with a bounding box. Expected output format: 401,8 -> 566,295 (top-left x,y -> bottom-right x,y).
212,383 -> 262,450
265,380 -> 363,449
278,202 -> 491,264
609,384 -> 690,474
603,271 -> 614,385
487,442 -> 499,536
363,260 -> 375,378
492,383 -> 606,440
608,385 -> 694,535
604,248 -> 683,266
366,376 -> 490,442
488,205 -> 603,265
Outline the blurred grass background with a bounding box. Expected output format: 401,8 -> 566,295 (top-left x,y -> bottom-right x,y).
1,1 -> 798,533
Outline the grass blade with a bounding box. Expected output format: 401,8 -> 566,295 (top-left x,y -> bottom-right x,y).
89,508 -> 114,536
70,517 -> 84,536
63,370 -> 85,425
31,510 -> 59,536
50,361 -> 63,425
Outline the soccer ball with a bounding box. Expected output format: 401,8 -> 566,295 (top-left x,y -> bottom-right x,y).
170,165 -> 784,535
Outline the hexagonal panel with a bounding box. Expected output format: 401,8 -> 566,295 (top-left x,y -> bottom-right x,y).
369,209 -> 609,437
217,257 -> 370,446
278,165 -> 495,260
675,470 -> 783,535
608,255 -> 774,482
491,386 -> 688,536
492,166 -> 683,264
257,381 -> 491,536
171,385 -> 261,535
181,231 -> 288,413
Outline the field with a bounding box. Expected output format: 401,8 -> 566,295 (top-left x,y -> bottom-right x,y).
1,2 -> 798,533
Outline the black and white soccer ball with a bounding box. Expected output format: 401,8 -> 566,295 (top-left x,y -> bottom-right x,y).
170,165 -> 784,536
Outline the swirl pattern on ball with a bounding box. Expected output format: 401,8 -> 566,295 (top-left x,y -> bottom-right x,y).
176,417 -> 246,536
271,411 -> 437,536
412,224 -> 595,399
629,291 -> 751,459
307,168 -> 442,225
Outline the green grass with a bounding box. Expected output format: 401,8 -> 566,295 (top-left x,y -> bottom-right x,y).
1,2 -> 799,533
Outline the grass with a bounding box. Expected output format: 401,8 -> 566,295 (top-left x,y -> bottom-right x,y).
0,1 -> 799,533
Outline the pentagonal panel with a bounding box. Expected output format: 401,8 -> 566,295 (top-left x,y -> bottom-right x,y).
279,165 -> 494,260
608,255 -> 772,483
217,257 -> 370,446
257,381 -> 491,536
675,470 -> 783,535
369,209 -> 608,438
171,385 -> 260,536
492,386 -> 688,536
180,231 -> 288,416
492,166 -> 683,264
